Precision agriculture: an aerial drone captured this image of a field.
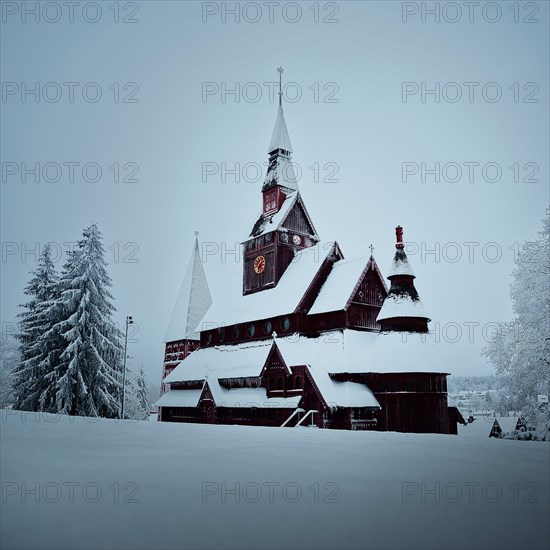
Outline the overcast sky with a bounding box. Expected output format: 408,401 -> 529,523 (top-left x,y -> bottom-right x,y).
1,1 -> 548,385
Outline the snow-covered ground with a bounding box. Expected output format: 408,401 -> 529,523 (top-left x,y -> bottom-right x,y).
1,411 -> 548,550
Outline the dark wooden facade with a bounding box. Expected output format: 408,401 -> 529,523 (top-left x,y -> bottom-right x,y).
243,195 -> 318,295
159,106 -> 458,434
160,338 -> 199,394
201,252 -> 387,348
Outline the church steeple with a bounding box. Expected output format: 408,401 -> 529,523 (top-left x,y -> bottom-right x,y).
242,72 -> 319,296
165,233 -> 213,342
262,67 -> 298,214
377,226 -> 430,333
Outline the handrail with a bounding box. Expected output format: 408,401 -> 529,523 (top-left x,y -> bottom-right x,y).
281,407 -> 305,427
295,410 -> 317,427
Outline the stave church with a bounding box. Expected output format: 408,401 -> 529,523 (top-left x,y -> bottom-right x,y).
155,71 -> 463,434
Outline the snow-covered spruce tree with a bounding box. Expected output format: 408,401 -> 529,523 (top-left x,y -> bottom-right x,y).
0,332 -> 19,408
122,362 -> 150,420
133,365 -> 151,420
12,244 -> 58,411
483,209 -> 550,419
50,224 -> 124,418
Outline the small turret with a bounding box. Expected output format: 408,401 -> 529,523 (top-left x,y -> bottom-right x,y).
377,226 -> 430,332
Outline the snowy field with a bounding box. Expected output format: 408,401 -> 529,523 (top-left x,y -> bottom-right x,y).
1,412 -> 548,550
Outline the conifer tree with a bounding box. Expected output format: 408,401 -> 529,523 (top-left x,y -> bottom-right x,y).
13,244 -> 58,411
50,224 -> 124,417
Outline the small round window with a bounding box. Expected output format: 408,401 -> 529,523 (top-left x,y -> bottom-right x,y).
248,324 -> 256,337
233,326 -> 240,339
282,318 -> 290,331
264,321 -> 272,334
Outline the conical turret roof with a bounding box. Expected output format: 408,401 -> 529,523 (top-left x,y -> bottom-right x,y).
165,236 -> 213,342
268,103 -> 293,154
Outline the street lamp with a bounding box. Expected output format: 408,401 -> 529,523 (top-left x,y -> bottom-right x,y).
121,315 -> 134,419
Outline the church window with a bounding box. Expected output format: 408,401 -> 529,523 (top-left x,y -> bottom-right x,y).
233,326 -> 240,339
264,321 -> 272,334
248,324 -> 256,337
282,317 -> 290,331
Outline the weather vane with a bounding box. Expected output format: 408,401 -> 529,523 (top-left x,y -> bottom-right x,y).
194,230 -> 199,236
277,66 -> 283,105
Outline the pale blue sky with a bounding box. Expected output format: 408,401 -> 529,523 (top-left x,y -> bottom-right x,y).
2,1 -> 549,383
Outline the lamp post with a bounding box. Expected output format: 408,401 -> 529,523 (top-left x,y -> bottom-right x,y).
121,315 -> 133,419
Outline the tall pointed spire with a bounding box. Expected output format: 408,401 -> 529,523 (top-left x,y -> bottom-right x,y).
269,68 -> 292,153
165,233 -> 213,342
377,226 -> 430,333
263,67 -> 297,194
268,104 -> 293,154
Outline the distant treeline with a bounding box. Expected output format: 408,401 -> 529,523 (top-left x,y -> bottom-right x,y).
447,375 -> 497,393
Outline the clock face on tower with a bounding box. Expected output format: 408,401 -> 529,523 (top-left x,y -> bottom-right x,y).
253,255 -> 266,274
292,234 -> 302,246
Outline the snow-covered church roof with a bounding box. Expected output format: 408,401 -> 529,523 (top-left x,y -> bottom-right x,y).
200,243 -> 336,328
309,255 -> 387,314
275,331 -> 446,375
248,192 -> 297,238
377,294 -> 429,322
164,237 -> 213,342
164,330 -> 447,408
388,248 -> 415,278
